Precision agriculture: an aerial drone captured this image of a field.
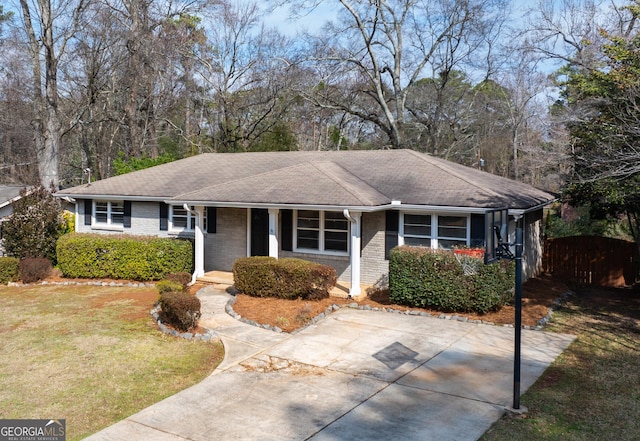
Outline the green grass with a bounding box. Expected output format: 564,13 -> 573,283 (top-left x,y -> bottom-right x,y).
0,284 -> 224,441
481,285 -> 640,441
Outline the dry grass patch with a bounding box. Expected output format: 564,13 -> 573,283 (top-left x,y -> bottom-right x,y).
0,284 -> 223,441
481,284 -> 640,441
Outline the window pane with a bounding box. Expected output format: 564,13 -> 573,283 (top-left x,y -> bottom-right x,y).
95,202 -> 108,223
172,207 -> 187,228
297,229 -> 319,249
405,237 -> 430,247
297,210 -> 320,229
438,216 -> 466,239
404,215 -> 431,235
111,202 -> 124,224
325,218 -> 348,231
438,239 -> 466,249
325,231 -> 348,252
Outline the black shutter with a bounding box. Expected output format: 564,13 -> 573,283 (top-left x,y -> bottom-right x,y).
207,207 -> 217,233
123,201 -> 132,228
84,199 -> 92,226
385,210 -> 399,260
470,214 -> 484,248
281,209 -> 293,251
159,203 -> 168,231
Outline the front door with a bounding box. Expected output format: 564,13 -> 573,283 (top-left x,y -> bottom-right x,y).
250,208 -> 269,257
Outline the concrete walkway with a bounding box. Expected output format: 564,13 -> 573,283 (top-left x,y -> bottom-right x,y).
84,285 -> 576,441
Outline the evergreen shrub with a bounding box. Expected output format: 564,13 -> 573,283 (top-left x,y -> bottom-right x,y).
56,233 -> 192,281
0,257 -> 20,284
389,246 -> 514,313
232,257 -> 337,300
156,279 -> 185,294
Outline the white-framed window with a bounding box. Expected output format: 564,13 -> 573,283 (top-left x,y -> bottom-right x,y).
169,205 -> 206,232
295,210 -> 349,255
400,212 -> 469,249
94,201 -> 124,226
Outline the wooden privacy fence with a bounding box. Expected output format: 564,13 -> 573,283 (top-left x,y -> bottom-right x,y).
544,236 -> 639,287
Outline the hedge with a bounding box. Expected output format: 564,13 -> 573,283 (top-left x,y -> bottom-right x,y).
389,246 -> 514,314
232,256 -> 337,300
0,257 -> 20,284
56,233 -> 193,281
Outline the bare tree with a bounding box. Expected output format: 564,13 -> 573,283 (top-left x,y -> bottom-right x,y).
198,1 -> 296,152
17,0 -> 87,188
282,0 -> 509,149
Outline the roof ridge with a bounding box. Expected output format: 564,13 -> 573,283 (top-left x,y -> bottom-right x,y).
405,150 -> 504,199
309,161 -> 390,206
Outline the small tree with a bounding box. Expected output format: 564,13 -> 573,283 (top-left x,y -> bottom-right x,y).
2,185 -> 66,263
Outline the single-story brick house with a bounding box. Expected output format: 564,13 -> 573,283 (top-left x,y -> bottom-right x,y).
0,185 -> 26,257
55,150 -> 555,296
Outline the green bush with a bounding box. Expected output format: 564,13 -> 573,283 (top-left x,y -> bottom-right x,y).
0,257 -> 20,284
56,233 -> 193,281
156,279 -> 185,294
19,257 -> 53,284
159,291 -> 201,332
389,246 -> 514,314
232,257 -> 337,300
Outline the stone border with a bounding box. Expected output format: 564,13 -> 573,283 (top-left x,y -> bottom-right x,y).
7,280 -> 155,288
224,290 -> 576,334
150,305 -> 218,342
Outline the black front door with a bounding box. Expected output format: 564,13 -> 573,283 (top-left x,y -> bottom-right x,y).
250,208 -> 269,257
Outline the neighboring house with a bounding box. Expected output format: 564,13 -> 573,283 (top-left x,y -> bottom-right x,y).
0,185 -> 26,257
55,150 -> 555,296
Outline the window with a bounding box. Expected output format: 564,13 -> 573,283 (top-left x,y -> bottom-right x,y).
94,201 -> 124,226
403,214 -> 431,247
437,216 -> 467,249
295,210 -> 349,254
401,213 -> 469,249
170,205 -> 206,232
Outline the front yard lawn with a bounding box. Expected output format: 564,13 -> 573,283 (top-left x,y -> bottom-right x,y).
481,284 -> 640,441
0,284 -> 224,441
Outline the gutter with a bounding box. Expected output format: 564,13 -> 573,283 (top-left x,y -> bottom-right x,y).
509,198 -> 557,218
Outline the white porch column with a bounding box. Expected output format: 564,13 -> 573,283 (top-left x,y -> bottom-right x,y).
268,208 -> 279,258
193,206 -> 205,278
344,210 -> 362,297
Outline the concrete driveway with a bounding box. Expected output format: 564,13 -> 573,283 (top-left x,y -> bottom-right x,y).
84,286 -> 575,441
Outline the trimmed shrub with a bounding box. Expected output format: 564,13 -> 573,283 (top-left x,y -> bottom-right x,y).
19,257 -> 53,284
159,291 -> 201,332
0,257 -> 20,284
389,246 -> 514,314
156,279 -> 185,294
233,257 -> 337,300
56,233 -> 193,281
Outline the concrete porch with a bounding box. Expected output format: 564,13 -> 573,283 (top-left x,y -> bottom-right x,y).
197,271 -> 371,299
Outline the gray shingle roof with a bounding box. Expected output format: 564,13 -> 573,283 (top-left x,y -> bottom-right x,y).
56,150 -> 555,210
